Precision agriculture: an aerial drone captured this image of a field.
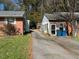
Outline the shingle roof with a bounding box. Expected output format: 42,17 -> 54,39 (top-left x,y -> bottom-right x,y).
0,11 -> 25,17
45,12 -> 79,20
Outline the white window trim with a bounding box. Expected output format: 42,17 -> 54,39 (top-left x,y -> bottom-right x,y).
5,18 -> 16,24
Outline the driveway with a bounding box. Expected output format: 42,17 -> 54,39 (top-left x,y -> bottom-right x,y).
32,30 -> 79,59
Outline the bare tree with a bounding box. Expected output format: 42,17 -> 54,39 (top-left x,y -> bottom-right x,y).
58,0 -> 77,36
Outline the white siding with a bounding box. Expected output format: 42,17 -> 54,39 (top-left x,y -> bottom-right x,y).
41,16 -> 52,35
42,16 -> 49,25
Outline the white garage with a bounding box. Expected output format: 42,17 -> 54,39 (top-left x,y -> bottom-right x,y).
40,13 -> 68,36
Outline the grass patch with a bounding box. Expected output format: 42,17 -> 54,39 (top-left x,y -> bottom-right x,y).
75,36 -> 79,42
0,34 -> 31,59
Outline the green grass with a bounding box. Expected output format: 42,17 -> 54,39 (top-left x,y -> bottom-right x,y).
0,35 -> 31,59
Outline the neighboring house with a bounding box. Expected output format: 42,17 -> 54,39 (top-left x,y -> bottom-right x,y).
40,12 -> 79,37
0,11 -> 25,35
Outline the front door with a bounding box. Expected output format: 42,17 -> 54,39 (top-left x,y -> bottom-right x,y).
51,24 -> 56,35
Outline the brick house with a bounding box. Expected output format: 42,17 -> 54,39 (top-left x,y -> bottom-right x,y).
0,11 -> 25,35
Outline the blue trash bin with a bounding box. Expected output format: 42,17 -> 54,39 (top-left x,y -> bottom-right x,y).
57,30 -> 61,36
62,30 -> 67,36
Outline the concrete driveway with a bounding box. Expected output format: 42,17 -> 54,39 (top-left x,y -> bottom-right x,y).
32,30 -> 79,59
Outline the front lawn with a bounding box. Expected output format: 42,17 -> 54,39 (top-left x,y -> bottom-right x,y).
0,35 -> 31,59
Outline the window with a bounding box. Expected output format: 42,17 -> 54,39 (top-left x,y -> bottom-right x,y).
5,18 -> 16,24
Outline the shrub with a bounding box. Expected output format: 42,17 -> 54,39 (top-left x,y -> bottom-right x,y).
4,24 -> 16,35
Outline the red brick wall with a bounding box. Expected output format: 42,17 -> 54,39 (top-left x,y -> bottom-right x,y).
15,18 -> 23,35
0,17 -> 5,35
